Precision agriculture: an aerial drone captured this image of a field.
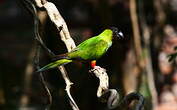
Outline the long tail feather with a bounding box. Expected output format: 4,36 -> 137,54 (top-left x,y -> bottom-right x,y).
37,59 -> 72,72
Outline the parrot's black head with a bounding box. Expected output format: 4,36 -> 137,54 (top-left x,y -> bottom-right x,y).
110,27 -> 124,40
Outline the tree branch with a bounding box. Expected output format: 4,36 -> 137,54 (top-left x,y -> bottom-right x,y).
90,66 -> 120,109
130,0 -> 144,70
33,0 -> 79,109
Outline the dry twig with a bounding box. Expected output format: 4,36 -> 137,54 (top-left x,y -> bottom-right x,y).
34,0 -> 79,109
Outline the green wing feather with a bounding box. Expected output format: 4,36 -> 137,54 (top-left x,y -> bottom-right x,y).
68,38 -> 111,60
70,36 -> 101,52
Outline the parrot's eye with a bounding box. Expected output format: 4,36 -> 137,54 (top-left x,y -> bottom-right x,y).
110,27 -> 124,40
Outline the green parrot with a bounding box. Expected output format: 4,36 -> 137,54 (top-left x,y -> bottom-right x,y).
37,27 -> 124,72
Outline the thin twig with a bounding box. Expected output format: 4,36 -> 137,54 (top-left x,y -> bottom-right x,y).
35,45 -> 52,110
21,0 -> 53,109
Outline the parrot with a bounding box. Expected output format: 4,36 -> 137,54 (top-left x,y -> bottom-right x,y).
37,27 -> 124,72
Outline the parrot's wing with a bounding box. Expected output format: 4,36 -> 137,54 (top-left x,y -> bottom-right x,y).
79,39 -> 111,60
73,36 -> 101,51
69,39 -> 111,60
51,37 -> 100,61
65,36 -> 100,59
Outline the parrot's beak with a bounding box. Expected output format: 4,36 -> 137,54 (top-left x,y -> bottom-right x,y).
116,31 -> 124,39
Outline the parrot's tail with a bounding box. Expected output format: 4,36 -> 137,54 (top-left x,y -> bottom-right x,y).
37,59 -> 72,72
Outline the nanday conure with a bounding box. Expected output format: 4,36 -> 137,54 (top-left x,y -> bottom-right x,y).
37,27 -> 124,72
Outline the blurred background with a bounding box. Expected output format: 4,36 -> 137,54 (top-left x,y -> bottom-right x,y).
0,0 -> 177,110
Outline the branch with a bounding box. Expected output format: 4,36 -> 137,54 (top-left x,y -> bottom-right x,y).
92,68 -> 145,110
90,66 -> 119,109
38,1 -> 76,51
130,0 -> 144,70
33,0 -> 79,110
90,66 -> 108,97
119,92 -> 144,110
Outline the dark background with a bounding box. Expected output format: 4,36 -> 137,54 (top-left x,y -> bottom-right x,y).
0,0 -> 177,110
